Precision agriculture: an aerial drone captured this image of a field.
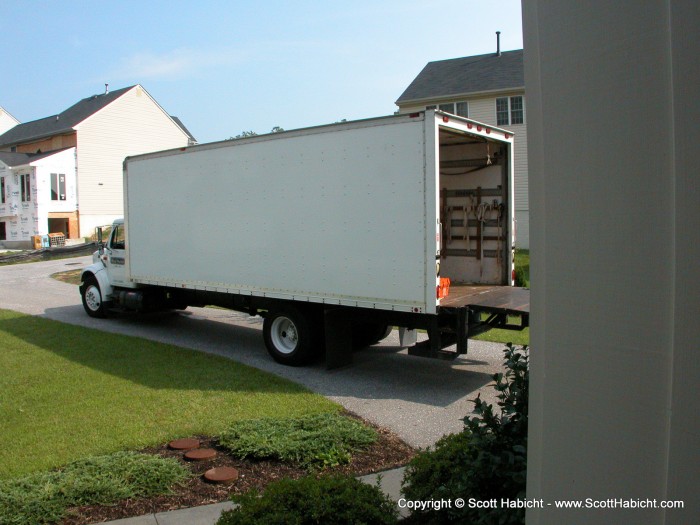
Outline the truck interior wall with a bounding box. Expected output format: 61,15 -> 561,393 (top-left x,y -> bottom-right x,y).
438,132 -> 509,285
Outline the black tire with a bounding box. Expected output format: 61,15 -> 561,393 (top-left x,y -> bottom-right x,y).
263,306 -> 317,366
351,322 -> 391,350
80,275 -> 107,318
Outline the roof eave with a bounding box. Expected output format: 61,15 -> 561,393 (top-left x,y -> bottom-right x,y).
396,85 -> 526,107
0,127 -> 77,149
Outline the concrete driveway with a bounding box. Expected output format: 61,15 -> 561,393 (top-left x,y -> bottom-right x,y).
0,255 -> 515,448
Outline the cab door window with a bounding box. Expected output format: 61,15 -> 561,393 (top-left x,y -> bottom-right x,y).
110,225 -> 125,250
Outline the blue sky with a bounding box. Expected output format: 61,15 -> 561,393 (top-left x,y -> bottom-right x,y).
2,1 -> 523,143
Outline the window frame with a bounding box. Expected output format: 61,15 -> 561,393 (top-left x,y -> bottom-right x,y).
50,173 -> 67,201
432,101 -> 469,118
20,173 -> 31,202
496,95 -> 525,126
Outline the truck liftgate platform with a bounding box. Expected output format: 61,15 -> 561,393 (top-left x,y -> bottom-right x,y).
413,285 -> 530,359
324,285 -> 529,369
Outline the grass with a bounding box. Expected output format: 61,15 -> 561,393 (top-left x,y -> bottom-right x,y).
50,268 -> 83,284
0,309 -> 338,480
514,248 -> 530,288
0,452 -> 189,525
219,413 -> 378,469
472,249 -> 530,346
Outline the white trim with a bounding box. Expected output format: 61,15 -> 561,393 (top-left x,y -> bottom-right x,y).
495,95 -> 526,126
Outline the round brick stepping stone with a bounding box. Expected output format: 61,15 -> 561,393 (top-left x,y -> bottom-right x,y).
184,448 -> 217,461
204,466 -> 239,484
168,438 -> 200,451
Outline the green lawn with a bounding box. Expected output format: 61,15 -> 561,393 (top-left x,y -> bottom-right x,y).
0,309 -> 338,480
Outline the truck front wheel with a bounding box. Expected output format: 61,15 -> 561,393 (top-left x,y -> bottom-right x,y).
81,275 -> 107,318
263,306 -> 315,366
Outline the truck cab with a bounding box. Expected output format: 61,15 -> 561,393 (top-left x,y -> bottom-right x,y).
80,219 -> 132,317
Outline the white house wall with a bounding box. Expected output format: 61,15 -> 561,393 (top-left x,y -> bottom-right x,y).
0,148 -> 77,245
0,167 -> 38,243
523,1 -> 700,523
75,86 -> 190,236
0,107 -> 19,135
33,148 -> 78,234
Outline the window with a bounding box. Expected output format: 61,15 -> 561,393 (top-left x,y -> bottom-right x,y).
455,102 -> 469,117
1,177 -> 4,204
20,174 -> 31,202
496,96 -> 525,125
110,224 -> 126,250
433,101 -> 469,117
51,173 -> 66,201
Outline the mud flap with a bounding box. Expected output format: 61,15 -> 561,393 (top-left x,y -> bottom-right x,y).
324,308 -> 353,370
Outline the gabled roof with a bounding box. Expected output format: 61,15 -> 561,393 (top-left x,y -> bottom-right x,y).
0,86 -> 135,147
170,116 -> 197,144
0,106 -> 20,124
396,49 -> 524,105
0,147 -> 74,168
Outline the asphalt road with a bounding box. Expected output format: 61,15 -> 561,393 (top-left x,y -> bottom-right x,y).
0,255 -> 514,448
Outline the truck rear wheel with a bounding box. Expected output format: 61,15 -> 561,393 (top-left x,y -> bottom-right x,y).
352,322 -> 392,350
81,275 -> 107,318
263,306 -> 316,366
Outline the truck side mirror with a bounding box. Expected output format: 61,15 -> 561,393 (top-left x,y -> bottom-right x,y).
97,227 -> 105,256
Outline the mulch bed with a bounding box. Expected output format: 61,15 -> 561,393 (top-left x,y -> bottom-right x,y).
61,414 -> 415,524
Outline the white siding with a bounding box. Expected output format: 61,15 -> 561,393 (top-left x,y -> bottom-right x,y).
524,2 -> 700,523
0,149 -> 77,244
75,86 -> 190,236
0,167 -> 37,243
0,107 -> 19,135
33,148 -> 78,233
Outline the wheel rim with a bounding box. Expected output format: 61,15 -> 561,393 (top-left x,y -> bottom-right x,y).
85,284 -> 102,312
270,316 -> 298,355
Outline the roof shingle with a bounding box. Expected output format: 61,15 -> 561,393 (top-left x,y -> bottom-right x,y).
396,49 -> 524,104
0,86 -> 134,147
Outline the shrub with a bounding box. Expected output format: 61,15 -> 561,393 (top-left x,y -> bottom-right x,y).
219,413 -> 377,469
402,344 -> 529,525
217,474 -> 398,525
0,451 -> 188,525
514,265 -> 528,287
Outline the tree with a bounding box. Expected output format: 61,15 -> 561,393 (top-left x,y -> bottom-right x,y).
231,126 -> 284,140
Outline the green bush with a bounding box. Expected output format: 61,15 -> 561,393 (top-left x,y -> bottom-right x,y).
402,344 -> 529,525
219,413 -> 377,469
0,451 -> 188,524
217,474 -> 398,525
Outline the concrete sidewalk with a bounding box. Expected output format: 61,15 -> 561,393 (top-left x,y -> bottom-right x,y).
95,467 -> 406,525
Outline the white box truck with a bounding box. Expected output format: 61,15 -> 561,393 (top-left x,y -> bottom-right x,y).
80,111 -> 528,367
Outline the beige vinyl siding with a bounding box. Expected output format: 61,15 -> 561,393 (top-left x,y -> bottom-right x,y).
455,95 -> 529,247
75,86 -> 190,236
397,103 -> 429,114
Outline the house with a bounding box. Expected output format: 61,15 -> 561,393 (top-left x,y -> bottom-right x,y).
0,85 -> 195,246
395,48 -> 529,248
0,106 -> 19,135
0,148 -> 77,245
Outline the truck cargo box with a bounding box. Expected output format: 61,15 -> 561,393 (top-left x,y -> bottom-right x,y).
123,111 -> 515,316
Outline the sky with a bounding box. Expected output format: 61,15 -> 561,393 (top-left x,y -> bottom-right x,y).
1,1 -> 523,144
